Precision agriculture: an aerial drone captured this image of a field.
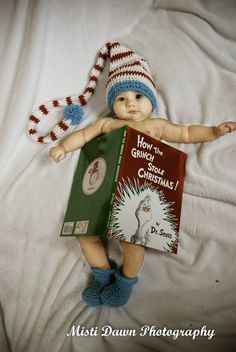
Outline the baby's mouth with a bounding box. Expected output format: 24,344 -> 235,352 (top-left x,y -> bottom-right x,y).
128,110 -> 139,114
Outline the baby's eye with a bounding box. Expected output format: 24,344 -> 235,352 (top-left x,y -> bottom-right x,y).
136,94 -> 143,99
117,96 -> 125,102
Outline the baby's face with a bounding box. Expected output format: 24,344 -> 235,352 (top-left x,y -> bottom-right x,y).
113,91 -> 152,122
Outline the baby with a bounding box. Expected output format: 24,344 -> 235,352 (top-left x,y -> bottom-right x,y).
29,42 -> 236,307
49,98 -> 235,308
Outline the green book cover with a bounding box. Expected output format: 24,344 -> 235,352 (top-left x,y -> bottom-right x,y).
61,126 -> 127,237
61,126 -> 187,254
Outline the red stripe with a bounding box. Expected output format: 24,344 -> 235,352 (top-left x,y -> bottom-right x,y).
58,121 -> 69,131
99,52 -> 108,60
53,100 -> 59,107
110,42 -> 120,49
110,51 -> 134,63
66,96 -> 73,105
90,75 -> 98,82
79,95 -> 86,106
29,115 -> 40,123
50,131 -> 57,141
107,70 -> 156,87
39,105 -> 49,115
84,87 -> 94,94
106,42 -> 111,54
29,128 -> 36,135
109,61 -> 141,76
38,137 -> 44,143
94,64 -> 103,72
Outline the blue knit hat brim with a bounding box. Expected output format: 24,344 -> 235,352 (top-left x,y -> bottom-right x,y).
107,80 -> 158,114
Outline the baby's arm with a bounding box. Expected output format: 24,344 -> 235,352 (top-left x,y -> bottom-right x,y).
49,118 -> 106,162
158,119 -> 236,143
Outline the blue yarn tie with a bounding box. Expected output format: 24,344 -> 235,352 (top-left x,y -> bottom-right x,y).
63,104 -> 84,126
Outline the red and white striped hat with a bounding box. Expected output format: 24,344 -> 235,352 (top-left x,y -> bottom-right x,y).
28,42 -> 157,143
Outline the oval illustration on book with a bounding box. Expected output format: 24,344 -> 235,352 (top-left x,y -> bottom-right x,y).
82,158 -> 107,195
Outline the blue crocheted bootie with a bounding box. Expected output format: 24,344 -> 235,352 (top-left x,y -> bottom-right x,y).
100,270 -> 138,307
82,267 -> 114,306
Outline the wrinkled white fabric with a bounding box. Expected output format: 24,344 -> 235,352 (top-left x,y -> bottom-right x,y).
0,0 -> 236,351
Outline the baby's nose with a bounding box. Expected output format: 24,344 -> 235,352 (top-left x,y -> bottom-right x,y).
127,99 -> 135,107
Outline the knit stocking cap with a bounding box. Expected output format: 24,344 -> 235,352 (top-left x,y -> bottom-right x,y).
28,41 -> 157,143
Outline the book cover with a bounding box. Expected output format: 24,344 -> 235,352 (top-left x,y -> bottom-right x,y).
107,127 -> 187,254
61,126 -> 187,254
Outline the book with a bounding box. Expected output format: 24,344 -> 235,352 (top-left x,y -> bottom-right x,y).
61,126 -> 187,254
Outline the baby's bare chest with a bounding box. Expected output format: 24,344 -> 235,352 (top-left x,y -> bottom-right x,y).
103,119 -> 161,140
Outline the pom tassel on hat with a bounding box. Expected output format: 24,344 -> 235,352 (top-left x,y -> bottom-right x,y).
63,104 -> 84,125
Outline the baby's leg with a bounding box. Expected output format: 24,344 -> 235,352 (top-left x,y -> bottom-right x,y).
77,236 -> 114,306
120,241 -> 145,278
77,235 -> 110,269
100,241 -> 144,307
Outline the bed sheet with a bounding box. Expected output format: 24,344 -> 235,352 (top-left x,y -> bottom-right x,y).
0,0 -> 236,351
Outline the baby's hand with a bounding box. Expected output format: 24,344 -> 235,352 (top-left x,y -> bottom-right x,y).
217,121 -> 236,137
49,146 -> 66,163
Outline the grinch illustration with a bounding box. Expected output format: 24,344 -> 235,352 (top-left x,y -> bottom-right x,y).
131,195 -> 152,245
110,179 -> 178,252
82,157 -> 107,195
88,160 -> 99,185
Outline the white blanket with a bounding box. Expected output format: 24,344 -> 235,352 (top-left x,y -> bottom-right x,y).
1,0 -> 236,351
